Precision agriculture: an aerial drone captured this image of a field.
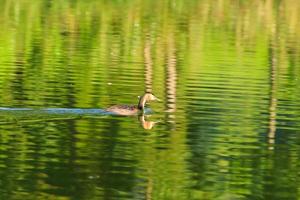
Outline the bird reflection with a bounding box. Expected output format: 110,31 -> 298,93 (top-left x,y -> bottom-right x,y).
138,115 -> 158,130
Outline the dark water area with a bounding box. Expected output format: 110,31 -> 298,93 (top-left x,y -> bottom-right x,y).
0,0 -> 300,199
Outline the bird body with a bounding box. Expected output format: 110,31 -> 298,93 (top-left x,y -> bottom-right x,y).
106,93 -> 159,116
106,105 -> 139,115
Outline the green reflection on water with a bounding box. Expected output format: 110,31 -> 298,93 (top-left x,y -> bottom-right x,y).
0,0 -> 300,199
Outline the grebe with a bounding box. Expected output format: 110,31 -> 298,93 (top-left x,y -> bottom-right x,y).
106,93 -> 160,116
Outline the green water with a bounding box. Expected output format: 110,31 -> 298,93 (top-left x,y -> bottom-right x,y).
1,0 -> 300,199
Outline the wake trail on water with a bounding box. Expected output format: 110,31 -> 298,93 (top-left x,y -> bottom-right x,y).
0,108 -> 110,124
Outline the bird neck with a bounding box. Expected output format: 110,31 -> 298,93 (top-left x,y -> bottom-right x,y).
138,95 -> 147,110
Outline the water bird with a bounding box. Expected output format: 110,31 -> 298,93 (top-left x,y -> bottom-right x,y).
106,93 -> 160,116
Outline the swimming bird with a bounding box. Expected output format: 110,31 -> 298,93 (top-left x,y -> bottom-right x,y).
106,93 -> 160,116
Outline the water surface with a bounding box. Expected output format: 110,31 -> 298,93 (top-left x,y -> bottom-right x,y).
0,0 -> 300,199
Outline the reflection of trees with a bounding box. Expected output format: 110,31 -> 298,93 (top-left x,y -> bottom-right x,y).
144,38 -> 153,93
93,119 -> 137,199
165,35 -> 177,125
142,37 -> 155,200
268,44 -> 277,149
